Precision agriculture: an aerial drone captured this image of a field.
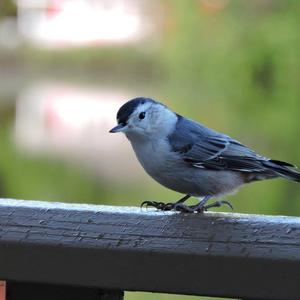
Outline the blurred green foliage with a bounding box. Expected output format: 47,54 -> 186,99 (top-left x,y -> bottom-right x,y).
0,0 -> 16,19
1,1 -> 300,299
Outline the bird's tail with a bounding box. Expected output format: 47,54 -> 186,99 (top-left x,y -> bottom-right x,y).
262,159 -> 300,182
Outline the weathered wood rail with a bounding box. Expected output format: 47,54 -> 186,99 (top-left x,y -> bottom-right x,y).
0,198 -> 300,300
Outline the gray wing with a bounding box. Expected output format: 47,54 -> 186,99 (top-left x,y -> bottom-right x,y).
168,116 -> 294,174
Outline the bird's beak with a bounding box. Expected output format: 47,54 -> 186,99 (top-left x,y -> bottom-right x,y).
109,124 -> 126,133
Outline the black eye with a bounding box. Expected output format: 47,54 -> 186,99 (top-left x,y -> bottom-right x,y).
139,112 -> 146,120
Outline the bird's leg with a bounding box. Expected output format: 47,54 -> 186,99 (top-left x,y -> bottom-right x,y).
141,194 -> 191,211
183,195 -> 211,213
162,194 -> 192,211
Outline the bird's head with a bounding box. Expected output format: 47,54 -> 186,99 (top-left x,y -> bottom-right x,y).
110,97 -> 177,140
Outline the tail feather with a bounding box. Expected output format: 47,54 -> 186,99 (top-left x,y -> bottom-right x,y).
262,159 -> 300,182
268,159 -> 295,168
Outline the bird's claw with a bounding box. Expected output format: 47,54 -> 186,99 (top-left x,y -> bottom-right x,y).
202,200 -> 234,212
141,201 -> 185,211
141,199 -> 233,213
221,200 -> 234,210
141,201 -> 169,210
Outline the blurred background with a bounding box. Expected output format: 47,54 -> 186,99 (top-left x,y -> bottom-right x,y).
1,0 -> 300,299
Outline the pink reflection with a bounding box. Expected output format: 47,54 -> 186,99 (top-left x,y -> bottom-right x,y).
17,0 -> 157,47
42,86 -> 118,142
15,83 -> 144,182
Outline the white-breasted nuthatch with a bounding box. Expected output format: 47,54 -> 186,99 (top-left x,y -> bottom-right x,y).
110,97 -> 300,212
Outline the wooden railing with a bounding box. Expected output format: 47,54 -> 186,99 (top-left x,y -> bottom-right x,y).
0,198 -> 299,300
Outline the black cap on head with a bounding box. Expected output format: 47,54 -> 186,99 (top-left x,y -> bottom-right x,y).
117,97 -> 155,125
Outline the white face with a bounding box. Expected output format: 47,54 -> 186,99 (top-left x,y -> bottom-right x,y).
122,102 -> 178,140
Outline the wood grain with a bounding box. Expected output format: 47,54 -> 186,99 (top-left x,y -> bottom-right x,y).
0,199 -> 299,299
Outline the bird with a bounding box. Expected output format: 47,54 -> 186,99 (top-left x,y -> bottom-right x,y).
109,97 -> 300,212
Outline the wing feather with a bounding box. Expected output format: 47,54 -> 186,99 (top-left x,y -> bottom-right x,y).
168,116 -> 268,173
168,116 -> 300,181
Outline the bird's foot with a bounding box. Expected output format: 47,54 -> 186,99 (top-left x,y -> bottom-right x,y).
141,201 -> 194,212
141,201 -> 170,210
141,199 -> 233,213
141,195 -> 191,212
194,200 -> 234,213
141,201 -> 188,211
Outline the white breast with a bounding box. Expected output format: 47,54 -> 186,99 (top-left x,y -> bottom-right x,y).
130,138 -> 173,177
